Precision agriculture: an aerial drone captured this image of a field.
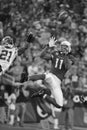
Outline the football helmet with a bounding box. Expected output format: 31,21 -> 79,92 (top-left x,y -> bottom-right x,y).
60,40 -> 71,54
1,36 -> 14,48
58,10 -> 69,22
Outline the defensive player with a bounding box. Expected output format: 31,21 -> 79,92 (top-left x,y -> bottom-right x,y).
0,33 -> 34,75
27,37 -> 76,109
0,32 -> 34,86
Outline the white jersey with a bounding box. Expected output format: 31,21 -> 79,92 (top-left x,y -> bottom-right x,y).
0,45 -> 18,74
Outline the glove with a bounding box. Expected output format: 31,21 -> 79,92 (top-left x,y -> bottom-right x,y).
48,37 -> 57,47
27,32 -> 35,43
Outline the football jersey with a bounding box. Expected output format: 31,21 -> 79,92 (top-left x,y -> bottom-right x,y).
0,45 -> 18,73
50,51 -> 74,80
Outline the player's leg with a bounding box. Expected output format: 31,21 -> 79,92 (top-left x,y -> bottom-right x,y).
31,87 -> 63,108
45,73 -> 63,107
29,73 -> 63,108
52,87 -> 63,107
43,94 -> 63,108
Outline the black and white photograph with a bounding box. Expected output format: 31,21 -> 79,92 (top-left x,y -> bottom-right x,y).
0,0 -> 87,130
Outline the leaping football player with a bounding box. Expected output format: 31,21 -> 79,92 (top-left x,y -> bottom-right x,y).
26,37 -> 76,109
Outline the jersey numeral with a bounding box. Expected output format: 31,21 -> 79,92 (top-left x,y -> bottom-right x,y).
0,50 -> 12,62
55,58 -> 63,69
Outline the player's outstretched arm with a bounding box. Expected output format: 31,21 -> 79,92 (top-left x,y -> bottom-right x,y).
29,74 -> 45,81
21,74 -> 46,88
18,32 -> 35,55
12,81 -> 23,87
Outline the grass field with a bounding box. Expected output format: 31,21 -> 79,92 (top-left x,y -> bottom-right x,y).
0,123 -> 87,130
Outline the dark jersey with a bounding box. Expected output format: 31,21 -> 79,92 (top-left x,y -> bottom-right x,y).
51,51 -> 73,80
40,48 -> 75,81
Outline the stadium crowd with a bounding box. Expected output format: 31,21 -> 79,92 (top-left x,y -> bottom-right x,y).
0,0 -> 87,130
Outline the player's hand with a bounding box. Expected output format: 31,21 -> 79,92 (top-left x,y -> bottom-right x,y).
27,32 -> 35,43
48,37 -> 57,47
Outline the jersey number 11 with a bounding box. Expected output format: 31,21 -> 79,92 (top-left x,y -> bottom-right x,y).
55,58 -> 63,69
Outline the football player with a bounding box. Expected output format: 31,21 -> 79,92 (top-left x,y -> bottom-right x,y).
27,37 -> 76,109
0,32 -> 34,86
0,32 -> 34,75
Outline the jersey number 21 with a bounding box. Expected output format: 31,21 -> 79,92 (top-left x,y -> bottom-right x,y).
0,50 -> 12,62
